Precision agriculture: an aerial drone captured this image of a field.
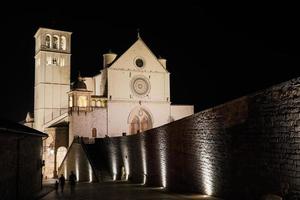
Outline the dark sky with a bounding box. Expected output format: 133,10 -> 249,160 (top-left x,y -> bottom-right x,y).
0,2 -> 299,122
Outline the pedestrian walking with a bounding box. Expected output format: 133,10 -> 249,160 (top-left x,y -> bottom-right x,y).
59,174 -> 65,192
54,180 -> 59,192
69,171 -> 77,193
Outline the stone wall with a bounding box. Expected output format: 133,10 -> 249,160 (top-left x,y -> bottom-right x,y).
0,133 -> 43,200
58,140 -> 97,182
229,78 -> 300,199
93,77 -> 300,200
69,108 -> 107,142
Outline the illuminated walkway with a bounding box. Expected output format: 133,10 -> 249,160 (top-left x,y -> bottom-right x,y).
40,182 -> 221,200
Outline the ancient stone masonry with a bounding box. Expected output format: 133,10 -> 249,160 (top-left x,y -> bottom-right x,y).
236,77 -> 300,199
84,77 -> 300,200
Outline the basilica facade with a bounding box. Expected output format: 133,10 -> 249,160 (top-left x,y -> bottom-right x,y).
27,27 -> 194,178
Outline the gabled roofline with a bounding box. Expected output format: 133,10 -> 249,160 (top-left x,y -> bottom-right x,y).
108,37 -> 169,73
137,38 -> 169,72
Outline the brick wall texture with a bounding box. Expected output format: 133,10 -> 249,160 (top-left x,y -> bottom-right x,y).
94,77 -> 300,200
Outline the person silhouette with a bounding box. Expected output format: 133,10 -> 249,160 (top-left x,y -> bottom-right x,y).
54,180 -> 59,192
59,174 -> 65,192
69,171 -> 77,193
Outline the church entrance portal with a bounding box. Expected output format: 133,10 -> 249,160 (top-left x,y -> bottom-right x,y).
128,108 -> 152,134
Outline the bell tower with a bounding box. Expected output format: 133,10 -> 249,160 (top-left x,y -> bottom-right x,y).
34,28 -> 72,131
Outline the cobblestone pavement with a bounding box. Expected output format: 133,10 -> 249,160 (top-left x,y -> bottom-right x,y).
40,181 -> 221,200
34,179 -> 56,199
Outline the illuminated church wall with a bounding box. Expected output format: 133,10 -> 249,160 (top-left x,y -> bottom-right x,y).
170,105 -> 195,121
107,102 -> 171,136
34,28 -> 71,132
31,27 -> 194,179
69,108 -> 107,141
107,69 -> 170,102
67,36 -> 193,139
97,77 -> 300,199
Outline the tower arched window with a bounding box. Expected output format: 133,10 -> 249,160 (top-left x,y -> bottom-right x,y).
53,35 -> 59,49
45,34 -> 51,48
60,36 -> 66,50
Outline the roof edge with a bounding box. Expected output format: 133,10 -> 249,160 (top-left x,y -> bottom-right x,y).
0,127 -> 48,137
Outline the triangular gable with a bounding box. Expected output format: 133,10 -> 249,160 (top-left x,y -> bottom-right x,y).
109,38 -> 168,73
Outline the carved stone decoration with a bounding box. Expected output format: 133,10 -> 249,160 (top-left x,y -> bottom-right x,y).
130,75 -> 150,97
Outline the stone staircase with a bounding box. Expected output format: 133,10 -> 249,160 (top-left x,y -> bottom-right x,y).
81,139 -> 112,182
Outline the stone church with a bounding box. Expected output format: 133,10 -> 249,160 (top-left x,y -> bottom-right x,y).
25,27 -> 194,178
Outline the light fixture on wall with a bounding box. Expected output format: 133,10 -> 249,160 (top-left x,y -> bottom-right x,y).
158,134 -> 167,188
89,164 -> 93,183
140,136 -> 147,185
76,157 -> 80,181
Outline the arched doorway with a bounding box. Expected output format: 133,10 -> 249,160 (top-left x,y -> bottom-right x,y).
130,116 -> 140,134
128,107 -> 153,135
141,116 -> 151,132
56,146 -> 67,169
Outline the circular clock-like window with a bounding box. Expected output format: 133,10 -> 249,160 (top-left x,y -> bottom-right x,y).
135,58 -> 144,68
131,76 -> 150,97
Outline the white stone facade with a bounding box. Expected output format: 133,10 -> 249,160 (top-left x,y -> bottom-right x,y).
34,28 -> 72,132
32,28 -> 194,178
67,37 -> 194,140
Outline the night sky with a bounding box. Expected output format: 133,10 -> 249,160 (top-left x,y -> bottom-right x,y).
0,3 -> 299,122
